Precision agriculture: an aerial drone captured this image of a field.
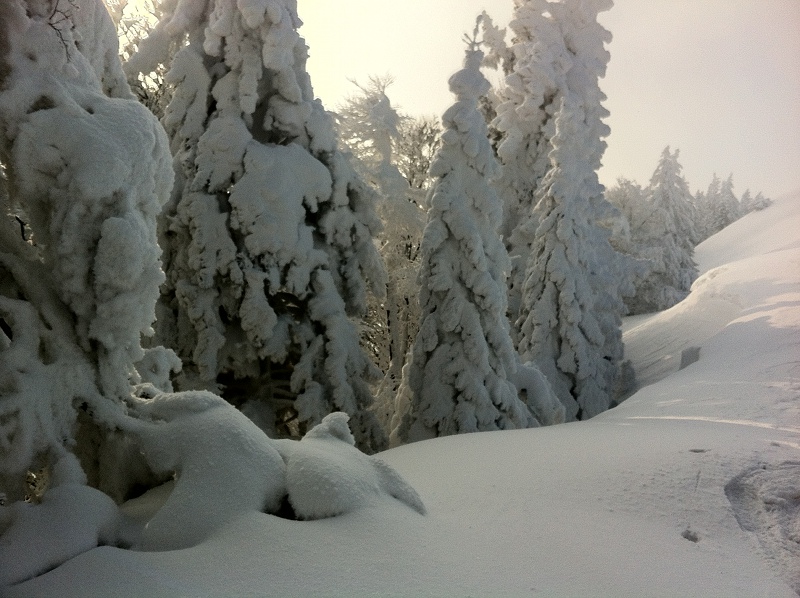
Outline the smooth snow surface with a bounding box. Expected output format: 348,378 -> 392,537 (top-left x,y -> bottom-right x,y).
7,193 -> 800,596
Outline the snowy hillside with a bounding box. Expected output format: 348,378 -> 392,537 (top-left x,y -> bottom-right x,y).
8,192 -> 800,596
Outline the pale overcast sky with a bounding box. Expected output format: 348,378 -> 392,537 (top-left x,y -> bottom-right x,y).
299,0 -> 800,199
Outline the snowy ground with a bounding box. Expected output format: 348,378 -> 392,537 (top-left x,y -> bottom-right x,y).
7,192 -> 800,596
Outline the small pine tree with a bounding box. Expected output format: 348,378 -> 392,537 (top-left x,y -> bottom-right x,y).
391,44 -> 536,444
715,175 -> 741,229
698,173 -> 741,238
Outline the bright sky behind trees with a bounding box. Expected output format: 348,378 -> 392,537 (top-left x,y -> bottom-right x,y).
298,0 -> 800,199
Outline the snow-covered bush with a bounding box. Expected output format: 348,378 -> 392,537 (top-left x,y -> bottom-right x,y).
391,45 -> 541,444
740,190 -> 772,213
125,0 -> 388,451
120,390 -> 286,550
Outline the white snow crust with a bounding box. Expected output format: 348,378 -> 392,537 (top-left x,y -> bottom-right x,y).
6,189 -> 798,595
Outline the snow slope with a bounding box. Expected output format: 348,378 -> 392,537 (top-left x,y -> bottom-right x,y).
8,193 -> 800,596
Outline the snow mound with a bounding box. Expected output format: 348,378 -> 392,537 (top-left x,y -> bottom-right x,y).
277,413 -> 425,520
122,391 -> 286,551
0,483 -> 121,586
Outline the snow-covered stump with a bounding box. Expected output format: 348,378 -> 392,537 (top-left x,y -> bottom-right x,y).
391,45 -> 546,444
126,0 -> 388,451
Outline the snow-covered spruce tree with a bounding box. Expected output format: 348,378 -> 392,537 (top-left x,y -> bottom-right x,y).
125,0 -> 388,451
390,44 -> 538,445
712,174 -> 741,233
0,0 -> 176,500
488,0 -> 619,336
335,77 -> 425,429
557,0 -> 629,406
604,178 -> 661,312
490,1 -> 572,320
738,189 -> 753,215
629,147 -> 698,313
516,95 -> 616,420
695,174 -> 721,241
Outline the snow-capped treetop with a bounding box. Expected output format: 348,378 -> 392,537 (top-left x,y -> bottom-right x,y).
337,77 -> 401,176
479,11 -> 512,73
493,0 -> 572,238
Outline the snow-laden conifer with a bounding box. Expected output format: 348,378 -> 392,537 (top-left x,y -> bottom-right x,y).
506,0 -> 623,415
713,175 -> 741,233
125,0 -> 388,451
490,0 -> 616,331
558,0 -> 627,405
626,147 -> 698,313
491,1 -> 572,319
391,45 -> 537,444
0,0 -> 175,499
516,96 -> 616,420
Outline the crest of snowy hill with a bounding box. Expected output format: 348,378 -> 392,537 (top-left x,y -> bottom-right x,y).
6,193 -> 800,596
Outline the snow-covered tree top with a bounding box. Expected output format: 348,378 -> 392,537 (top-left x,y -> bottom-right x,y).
448,49 -> 491,102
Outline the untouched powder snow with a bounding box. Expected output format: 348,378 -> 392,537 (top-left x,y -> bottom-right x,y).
6,193 -> 800,596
